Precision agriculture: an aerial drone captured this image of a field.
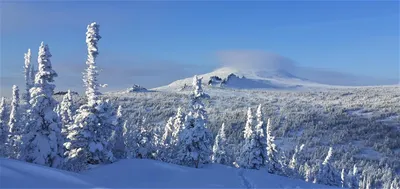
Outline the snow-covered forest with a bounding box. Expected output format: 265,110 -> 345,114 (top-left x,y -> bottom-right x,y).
0,22 -> 399,189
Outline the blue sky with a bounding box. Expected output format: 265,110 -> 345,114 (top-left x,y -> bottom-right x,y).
1,1 -> 399,96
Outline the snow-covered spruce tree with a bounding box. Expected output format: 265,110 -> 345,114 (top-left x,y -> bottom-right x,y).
289,144 -> 305,178
177,75 -> 213,168
266,118 -> 280,173
122,120 -> 135,159
109,105 -> 125,159
289,144 -> 304,170
278,150 -> 292,177
253,105 -> 267,167
162,116 -> 174,147
0,97 -> 8,156
136,123 -> 154,159
237,107 -> 254,168
124,116 -> 157,160
303,161 -> 315,183
160,107 -> 186,163
347,164 -> 361,189
255,104 -> 266,135
341,168 -> 346,188
315,147 -> 341,186
237,107 -> 267,170
115,106 -> 126,154
7,85 -> 23,159
57,90 -> 75,156
159,116 -> 175,162
212,123 -> 230,165
8,85 -> 20,134
243,107 -> 254,140
64,99 -> 117,171
83,22 -> 102,106
151,124 -> 162,160
23,42 -> 63,168
359,174 -> 372,189
171,107 -> 185,145
24,49 -> 32,104
64,22 -> 117,172
58,90 -> 74,129
30,64 -> 36,88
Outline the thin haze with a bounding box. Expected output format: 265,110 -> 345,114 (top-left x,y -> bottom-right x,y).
0,1 -> 399,96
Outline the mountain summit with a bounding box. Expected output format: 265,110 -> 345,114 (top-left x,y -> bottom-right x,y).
155,63 -> 398,91
155,66 -> 329,91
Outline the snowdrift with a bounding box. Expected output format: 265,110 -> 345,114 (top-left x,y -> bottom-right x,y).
0,158 -> 334,188
0,158 -> 96,188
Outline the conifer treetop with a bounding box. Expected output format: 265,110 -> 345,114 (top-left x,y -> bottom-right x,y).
84,22 -> 102,106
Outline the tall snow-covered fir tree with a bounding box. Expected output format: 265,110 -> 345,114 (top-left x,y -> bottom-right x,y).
8,85 -> 20,134
177,75 -> 212,168
83,22 -> 102,107
266,118 -> 280,173
0,97 -> 8,156
7,85 -> 23,159
64,22 -> 118,172
23,42 -> 63,168
24,49 -> 32,105
212,123 -> 230,165
315,147 -> 341,186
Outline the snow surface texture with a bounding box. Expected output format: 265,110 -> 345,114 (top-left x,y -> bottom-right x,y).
0,158 -> 335,188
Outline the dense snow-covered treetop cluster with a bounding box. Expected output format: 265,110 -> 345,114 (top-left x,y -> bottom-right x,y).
0,21 -> 399,189
126,84 -> 148,93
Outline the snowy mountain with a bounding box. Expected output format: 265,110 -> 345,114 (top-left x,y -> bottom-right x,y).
155,67 -> 331,91
0,158 -> 334,188
155,65 -> 398,91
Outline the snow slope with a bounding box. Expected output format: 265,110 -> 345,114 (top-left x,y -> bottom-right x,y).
0,158 -> 334,188
0,158 -> 96,188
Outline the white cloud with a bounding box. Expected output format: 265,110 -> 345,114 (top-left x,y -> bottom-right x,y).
217,50 -> 296,71
216,50 -> 398,86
